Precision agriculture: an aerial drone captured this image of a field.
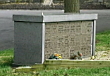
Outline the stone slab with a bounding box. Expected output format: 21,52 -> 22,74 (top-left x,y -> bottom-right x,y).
13,14 -> 98,22
14,22 -> 43,65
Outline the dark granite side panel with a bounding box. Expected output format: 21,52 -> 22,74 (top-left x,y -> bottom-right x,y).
14,22 -> 42,65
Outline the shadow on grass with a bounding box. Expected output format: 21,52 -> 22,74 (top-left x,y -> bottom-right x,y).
0,56 -> 13,66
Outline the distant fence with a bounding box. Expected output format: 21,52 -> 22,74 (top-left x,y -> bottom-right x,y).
0,3 -> 109,10
0,0 -> 110,9
0,3 -> 64,9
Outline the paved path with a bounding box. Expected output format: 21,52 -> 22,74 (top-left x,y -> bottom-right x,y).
81,10 -> 110,33
0,10 -> 110,50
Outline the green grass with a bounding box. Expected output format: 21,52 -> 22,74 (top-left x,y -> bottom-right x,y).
38,67 -> 110,76
0,30 -> 110,76
0,48 -> 14,56
96,30 -> 110,51
0,49 -> 14,76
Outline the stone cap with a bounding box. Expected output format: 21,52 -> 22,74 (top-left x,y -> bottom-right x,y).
13,14 -> 98,22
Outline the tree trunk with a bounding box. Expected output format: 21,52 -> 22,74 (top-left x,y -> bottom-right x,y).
97,0 -> 98,3
103,0 -> 105,5
64,0 -> 80,13
40,0 -> 44,3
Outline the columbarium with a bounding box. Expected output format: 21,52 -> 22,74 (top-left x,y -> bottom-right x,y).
13,13 -> 97,65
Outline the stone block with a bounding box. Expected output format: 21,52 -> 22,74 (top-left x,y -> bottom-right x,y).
13,13 -> 97,65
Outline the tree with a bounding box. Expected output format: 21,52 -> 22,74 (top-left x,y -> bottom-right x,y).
64,0 -> 80,13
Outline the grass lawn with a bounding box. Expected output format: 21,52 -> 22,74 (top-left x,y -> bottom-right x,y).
0,30 -> 110,76
96,30 -> 110,51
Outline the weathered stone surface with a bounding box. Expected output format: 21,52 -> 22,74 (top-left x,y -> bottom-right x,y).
14,22 -> 43,65
45,21 -> 93,59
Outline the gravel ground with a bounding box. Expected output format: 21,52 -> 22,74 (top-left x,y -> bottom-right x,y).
84,51 -> 110,60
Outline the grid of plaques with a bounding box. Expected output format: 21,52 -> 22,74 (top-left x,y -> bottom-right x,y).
45,21 -> 93,59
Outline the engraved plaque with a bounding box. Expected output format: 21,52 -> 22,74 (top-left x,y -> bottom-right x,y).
45,21 -> 93,59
